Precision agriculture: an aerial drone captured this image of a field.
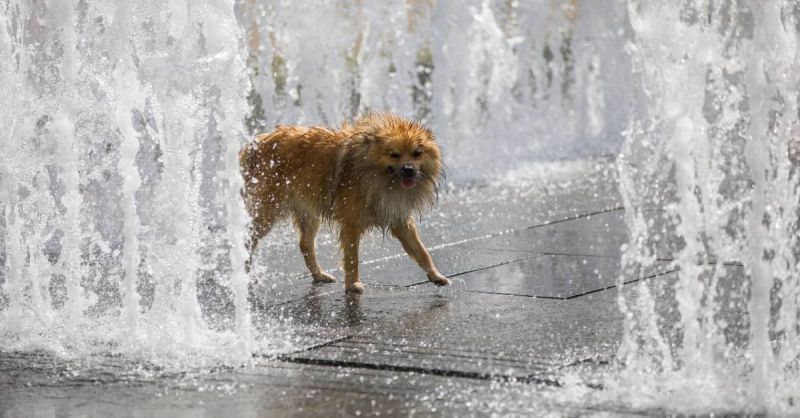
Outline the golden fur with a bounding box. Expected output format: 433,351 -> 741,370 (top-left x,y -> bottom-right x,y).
240,112 -> 450,293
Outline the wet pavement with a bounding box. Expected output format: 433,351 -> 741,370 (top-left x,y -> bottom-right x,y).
0,160 -> 676,417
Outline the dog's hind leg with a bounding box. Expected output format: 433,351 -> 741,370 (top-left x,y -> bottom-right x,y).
293,212 -> 336,283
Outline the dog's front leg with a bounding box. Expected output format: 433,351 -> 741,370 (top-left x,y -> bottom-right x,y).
391,219 -> 450,286
340,223 -> 365,293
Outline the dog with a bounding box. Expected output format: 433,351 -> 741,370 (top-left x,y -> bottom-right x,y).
240,112 -> 450,293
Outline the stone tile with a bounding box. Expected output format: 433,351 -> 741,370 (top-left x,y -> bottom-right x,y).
454,253 -> 673,299
0,352 -> 582,418
477,209 -> 628,258
270,286 -> 625,382
359,245 -> 536,287
248,208 -> 649,307
248,239 -> 537,308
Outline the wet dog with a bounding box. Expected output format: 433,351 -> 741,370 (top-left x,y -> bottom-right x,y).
240,112 -> 450,293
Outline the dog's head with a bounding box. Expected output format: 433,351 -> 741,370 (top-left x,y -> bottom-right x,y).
349,113 -> 443,195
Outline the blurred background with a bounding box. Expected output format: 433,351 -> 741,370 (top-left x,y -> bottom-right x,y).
238,0 -> 631,178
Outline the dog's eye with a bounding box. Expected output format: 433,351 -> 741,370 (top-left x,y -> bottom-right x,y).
389,152 -> 401,159
412,149 -> 422,158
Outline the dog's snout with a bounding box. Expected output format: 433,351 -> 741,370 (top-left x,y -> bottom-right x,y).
400,165 -> 415,178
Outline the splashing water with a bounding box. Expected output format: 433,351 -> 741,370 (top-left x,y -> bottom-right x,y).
615,0 -> 800,413
0,0 -> 259,364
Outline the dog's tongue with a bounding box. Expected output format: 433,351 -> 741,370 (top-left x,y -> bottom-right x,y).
400,177 -> 417,189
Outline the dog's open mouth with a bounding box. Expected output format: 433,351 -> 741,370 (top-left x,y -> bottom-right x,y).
400,177 -> 417,189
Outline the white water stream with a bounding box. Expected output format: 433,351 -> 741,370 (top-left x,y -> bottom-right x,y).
0,0 -> 256,363
616,1 -> 799,413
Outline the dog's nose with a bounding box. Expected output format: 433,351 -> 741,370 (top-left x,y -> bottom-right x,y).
400,165 -> 415,178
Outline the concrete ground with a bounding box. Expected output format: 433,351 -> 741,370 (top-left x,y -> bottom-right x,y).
0,159 -> 684,417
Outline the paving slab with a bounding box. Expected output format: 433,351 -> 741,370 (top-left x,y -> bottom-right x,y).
358,244 -> 535,286
453,253 -> 673,299
249,242 -> 535,309
261,285 -> 629,383
0,352 -> 486,418
474,208 -> 625,257
249,207 -> 645,308
358,208 -> 632,288
0,349 -> 641,418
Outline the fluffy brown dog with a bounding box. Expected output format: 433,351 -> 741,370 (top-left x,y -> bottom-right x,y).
240,112 -> 450,293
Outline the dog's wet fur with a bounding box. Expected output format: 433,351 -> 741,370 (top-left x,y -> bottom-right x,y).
240,112 -> 450,293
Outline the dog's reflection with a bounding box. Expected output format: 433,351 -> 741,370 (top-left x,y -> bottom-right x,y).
301,283 -> 364,327
342,292 -> 364,326
301,282 -> 327,322
296,283 -> 450,328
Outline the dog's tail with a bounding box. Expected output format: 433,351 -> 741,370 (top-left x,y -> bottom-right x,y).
239,140 -> 264,202
239,140 -> 260,180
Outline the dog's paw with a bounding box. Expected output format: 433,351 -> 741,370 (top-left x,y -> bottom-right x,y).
427,272 -> 451,287
345,282 -> 364,294
312,272 -> 337,283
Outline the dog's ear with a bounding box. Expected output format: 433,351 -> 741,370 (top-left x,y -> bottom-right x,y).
350,132 -> 380,144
